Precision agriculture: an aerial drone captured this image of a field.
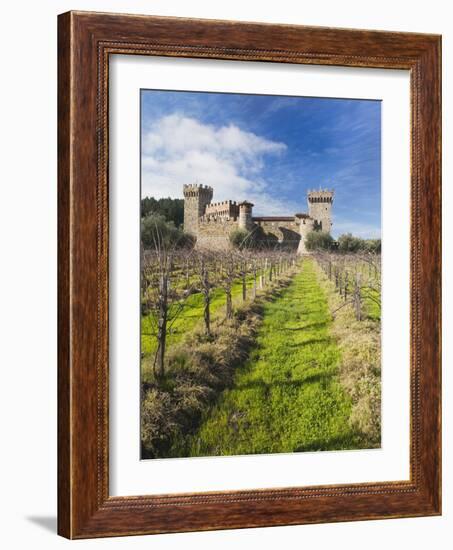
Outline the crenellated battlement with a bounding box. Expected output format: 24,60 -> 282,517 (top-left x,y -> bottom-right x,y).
204,200 -> 240,220
200,215 -> 238,223
183,184 -> 214,199
205,200 -> 238,210
307,189 -> 334,203
206,200 -> 237,206
183,183 -> 213,191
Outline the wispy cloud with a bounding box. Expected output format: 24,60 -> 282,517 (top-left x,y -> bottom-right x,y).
142,114 -> 297,215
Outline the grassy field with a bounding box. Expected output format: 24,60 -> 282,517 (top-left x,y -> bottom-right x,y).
187,259 -> 365,457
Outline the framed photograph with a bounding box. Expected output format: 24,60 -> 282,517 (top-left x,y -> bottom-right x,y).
58,11 -> 441,539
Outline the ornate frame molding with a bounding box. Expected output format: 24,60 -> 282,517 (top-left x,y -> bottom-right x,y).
58,11 -> 441,538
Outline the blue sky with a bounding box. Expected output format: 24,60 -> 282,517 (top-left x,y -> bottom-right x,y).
141,90 -> 381,238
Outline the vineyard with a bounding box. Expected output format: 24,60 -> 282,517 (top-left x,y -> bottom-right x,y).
141,246 -> 296,382
140,243 -> 381,459
314,251 -> 381,321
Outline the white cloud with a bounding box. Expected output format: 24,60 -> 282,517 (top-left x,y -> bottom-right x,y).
141,114 -> 296,215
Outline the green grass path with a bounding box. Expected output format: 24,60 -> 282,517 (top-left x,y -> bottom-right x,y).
188,259 -> 359,457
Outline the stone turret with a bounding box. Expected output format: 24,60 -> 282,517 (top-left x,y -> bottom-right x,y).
307,189 -> 334,233
183,184 -> 213,236
238,201 -> 254,230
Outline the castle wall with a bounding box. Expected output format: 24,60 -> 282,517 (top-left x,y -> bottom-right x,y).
204,200 -> 239,220
194,216 -> 320,251
254,219 -> 301,249
196,218 -> 239,249
196,218 -> 303,250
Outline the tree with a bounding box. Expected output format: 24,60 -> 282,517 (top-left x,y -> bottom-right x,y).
336,234 -> 382,255
305,231 -> 334,251
141,213 -> 194,250
141,196 -> 184,227
363,238 -> 381,254
337,233 -> 364,253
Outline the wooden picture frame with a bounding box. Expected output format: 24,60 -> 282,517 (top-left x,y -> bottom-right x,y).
58,10 -> 441,539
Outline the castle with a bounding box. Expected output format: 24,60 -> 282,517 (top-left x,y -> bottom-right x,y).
183,184 -> 334,254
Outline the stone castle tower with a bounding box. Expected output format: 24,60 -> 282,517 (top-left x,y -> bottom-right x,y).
307,190 -> 334,233
238,201 -> 254,230
183,183 -> 333,253
183,184 -> 213,236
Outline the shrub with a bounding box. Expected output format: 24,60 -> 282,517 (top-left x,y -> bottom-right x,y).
229,228 -> 252,249
336,234 -> 381,255
141,388 -> 177,457
305,231 -> 334,251
363,238 -> 381,254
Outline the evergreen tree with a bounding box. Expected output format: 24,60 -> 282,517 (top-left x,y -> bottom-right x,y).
141,196 -> 184,227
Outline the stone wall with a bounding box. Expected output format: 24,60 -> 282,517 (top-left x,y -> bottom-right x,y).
254,218 -> 301,249
204,200 -> 239,220
196,217 -> 306,250
298,216 -> 316,254
196,218 -> 239,249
